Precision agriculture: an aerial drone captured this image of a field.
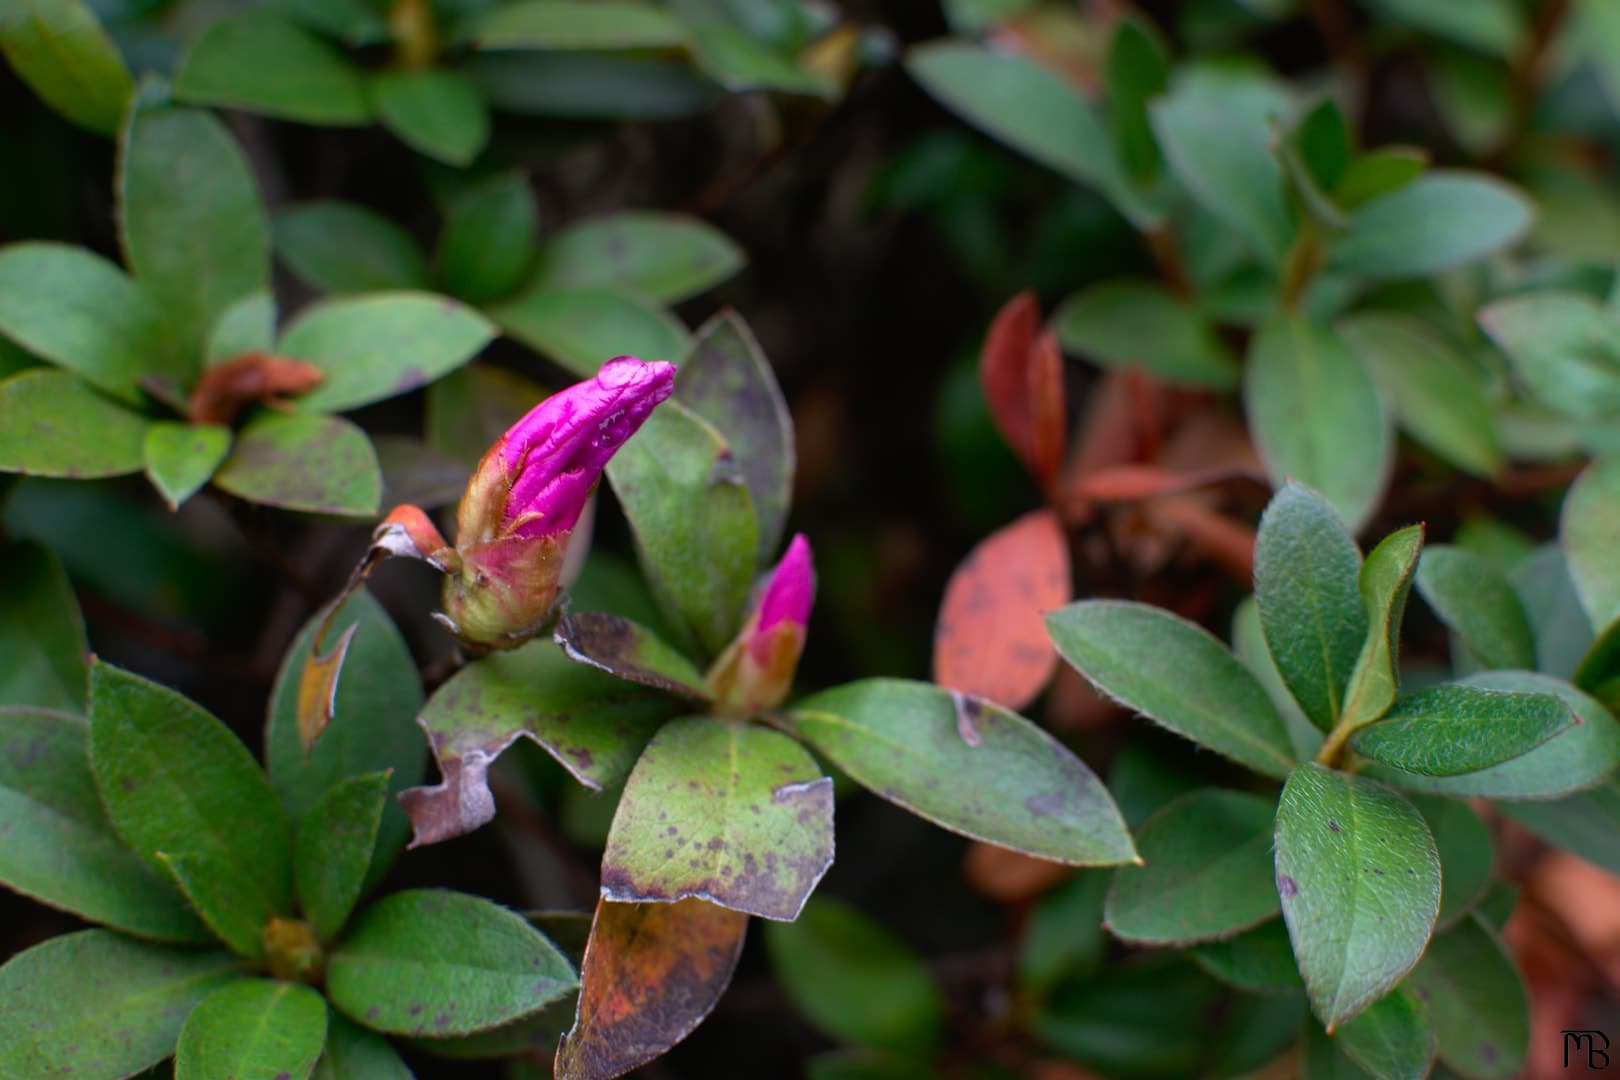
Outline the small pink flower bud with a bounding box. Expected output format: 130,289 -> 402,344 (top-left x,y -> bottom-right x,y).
707,534 -> 816,712
442,357 -> 675,649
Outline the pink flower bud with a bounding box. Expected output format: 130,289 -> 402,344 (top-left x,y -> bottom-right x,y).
442,357 -> 675,649
707,534 -> 816,712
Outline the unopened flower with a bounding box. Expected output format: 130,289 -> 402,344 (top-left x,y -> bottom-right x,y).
707,534 -> 815,712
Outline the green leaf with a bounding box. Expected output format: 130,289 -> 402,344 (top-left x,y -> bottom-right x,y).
266,591 -> 425,883
1574,616 -> 1620,709
1337,312 -> 1501,478
296,771 -> 389,943
1245,315 -> 1392,531
0,0 -> 131,134
1254,483 -> 1367,733
1512,546 -> 1594,680
1295,96 -> 1352,192
173,11 -> 370,125
1339,526 -> 1424,731
175,978 -> 328,1080
1412,796 -> 1494,928
606,398 -> 758,659
400,638 -> 675,846
0,705 -> 210,940
370,68 -> 489,167
1046,600 -> 1296,779
1302,1016 -> 1376,1079
1479,291 -> 1620,421
601,715 -> 834,920
1413,546 -> 1537,671
1189,919 -> 1304,995
1105,15 -> 1169,183
1152,94 -> 1294,265
1275,763 -> 1440,1030
326,889 -> 576,1036
1052,280 -> 1238,389
1232,597 -> 1327,760
1327,172 -> 1532,281
0,368 -> 150,478
1364,0 -> 1525,57
674,309 -> 794,559
1380,672 -> 1620,800
0,542 -> 87,712
553,609 -> 712,702
273,201 -> 431,294
1351,685 -> 1572,776
1402,915 -> 1528,1079
0,242 -> 172,400
765,897 -> 944,1054
904,41 -> 1160,228
425,362 -> 550,466
529,211 -> 745,305
120,101 -> 270,365
790,678 -> 1139,865
213,412 -> 381,516
466,51 -> 718,119
314,1013 -> 413,1080
89,661 -> 293,920
157,848 -> 275,958
437,171 -> 538,303
0,930 -> 235,1077
207,291 -> 276,365
1495,778 -> 1620,874
280,291 -> 493,413
1334,147 -> 1427,211
144,421 -> 231,510
1018,870 -> 1111,990
487,285 -> 691,378
472,1 -> 688,49
684,21 -> 834,98
1563,456 -> 1620,632
1104,789 -> 1281,945
1333,990 -> 1436,1080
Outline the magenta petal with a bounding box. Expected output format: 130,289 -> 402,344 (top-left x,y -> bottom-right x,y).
755,534 -> 815,636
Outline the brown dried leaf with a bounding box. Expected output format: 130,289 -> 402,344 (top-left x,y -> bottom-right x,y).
933,508 -> 1071,710
964,841 -> 1072,902
187,351 -> 325,425
296,621 -> 358,755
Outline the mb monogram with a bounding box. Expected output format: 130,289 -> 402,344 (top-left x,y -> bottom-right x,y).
1567,1030 -> 1612,1069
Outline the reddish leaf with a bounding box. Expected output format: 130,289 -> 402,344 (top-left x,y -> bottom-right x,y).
555,898 -> 748,1080
187,351 -> 325,425
964,841 -> 1072,902
1069,463 -> 1262,502
933,508 -> 1071,711
1029,330 -> 1067,494
981,293 -> 1068,494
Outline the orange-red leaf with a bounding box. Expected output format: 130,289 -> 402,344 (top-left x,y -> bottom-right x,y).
1029,330 -> 1067,494
981,293 -> 1068,493
932,508 -> 1071,711
556,897 -> 749,1080
187,351 -> 325,425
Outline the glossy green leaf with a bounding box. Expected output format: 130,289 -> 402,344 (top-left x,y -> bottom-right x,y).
0,930 -> 235,1077
1254,483 -> 1368,733
0,0 -> 131,134
279,291 -> 493,413
530,211 -> 744,305
1403,916 -> 1528,1079
553,609 -> 712,702
1275,763 -> 1440,1030
1047,600 -> 1296,779
766,897 -> 944,1054
472,1 -> 688,49
0,706 -> 209,940
120,101 -> 270,363
1189,919 -> 1304,995
0,369 -> 149,478
326,889 -> 576,1036
1351,685 -> 1571,776
173,11 -> 370,125
1414,546 -> 1536,671
1479,291 -> 1620,422
175,979 -> 328,1080
213,412 -> 381,516
1152,94 -> 1294,265
1339,526 -> 1424,731
157,848 -> 274,958
601,715 -> 833,920
1563,456 -> 1620,632
296,771 -> 388,943
1232,596 -> 1324,761
791,678 -> 1139,865
1334,147 -> 1427,211
266,591 -> 424,881
488,285 -> 691,378
0,242 -> 171,400
606,398 -> 758,658
144,421 -> 231,510
904,41 -> 1159,228
1052,280 -> 1238,389
1496,778 -> 1620,875
1333,990 -> 1436,1080
371,68 -> 489,167
675,309 -> 794,559
0,542 -> 87,712
1246,315 -> 1392,531
1327,172 -> 1532,280
89,661 -> 293,918
1338,312 -> 1500,478
400,638 -> 675,846
314,1013 -> 413,1080
438,171 -> 538,303
1412,796 -> 1493,927
207,291 -> 276,364
1295,96 -> 1352,191
1104,789 -> 1280,945
273,202 -> 431,294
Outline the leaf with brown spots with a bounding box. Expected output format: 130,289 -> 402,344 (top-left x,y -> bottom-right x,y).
555,897 -> 748,1080
187,351 -> 325,425
933,508 -> 1071,711
980,292 -> 1068,494
554,608 -> 713,703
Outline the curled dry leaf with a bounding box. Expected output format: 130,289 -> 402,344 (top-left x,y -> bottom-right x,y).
980,293 -> 1069,496
933,508 -> 1072,711
187,351 -> 325,425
